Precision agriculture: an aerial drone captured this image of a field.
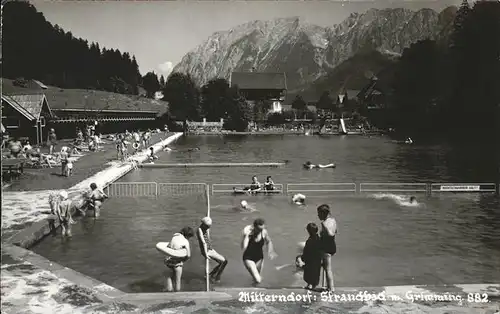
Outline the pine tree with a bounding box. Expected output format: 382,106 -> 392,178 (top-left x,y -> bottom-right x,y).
1,1 -> 147,96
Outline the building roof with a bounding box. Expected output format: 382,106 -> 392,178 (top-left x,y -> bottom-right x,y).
2,95 -> 37,121
345,90 -> 361,99
8,94 -> 52,120
231,72 -> 287,90
2,78 -> 168,115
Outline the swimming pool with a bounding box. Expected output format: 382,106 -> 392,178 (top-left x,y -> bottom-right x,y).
32,135 -> 500,292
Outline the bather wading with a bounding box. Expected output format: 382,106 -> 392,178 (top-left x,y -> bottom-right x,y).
86,183 -> 108,219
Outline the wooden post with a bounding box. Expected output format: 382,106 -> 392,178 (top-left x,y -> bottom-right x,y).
35,121 -> 40,145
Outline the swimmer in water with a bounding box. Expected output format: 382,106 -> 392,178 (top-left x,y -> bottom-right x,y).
263,176 -> 275,191
303,161 -> 336,169
241,200 -> 249,210
238,200 -> 257,212
409,196 -> 417,204
405,137 -> 413,144
292,193 -> 306,205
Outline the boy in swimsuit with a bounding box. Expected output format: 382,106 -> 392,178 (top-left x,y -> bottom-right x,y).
56,191 -> 73,237
148,147 -> 158,162
165,227 -> 194,292
241,218 -> 277,285
264,176 -> 275,191
317,204 -> 337,291
301,223 -> 323,290
197,217 -> 228,283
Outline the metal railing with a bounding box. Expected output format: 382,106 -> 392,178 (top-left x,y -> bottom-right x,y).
158,183 -> 208,196
286,183 -> 356,194
106,182 -> 498,197
106,182 -> 158,197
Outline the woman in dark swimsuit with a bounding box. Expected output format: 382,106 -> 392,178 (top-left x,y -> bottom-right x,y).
241,218 -> 277,285
317,204 -> 337,291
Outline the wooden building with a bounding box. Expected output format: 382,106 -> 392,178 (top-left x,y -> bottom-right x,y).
2,78 -> 168,139
357,77 -> 386,110
230,72 -> 287,113
1,94 -> 53,144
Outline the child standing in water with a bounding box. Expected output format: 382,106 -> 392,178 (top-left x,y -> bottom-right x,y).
164,227 -> 195,292
301,223 -> 323,290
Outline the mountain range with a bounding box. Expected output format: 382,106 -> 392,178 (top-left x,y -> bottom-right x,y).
173,7 -> 457,98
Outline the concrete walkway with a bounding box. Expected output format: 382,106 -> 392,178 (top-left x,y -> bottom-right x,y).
2,133 -> 183,241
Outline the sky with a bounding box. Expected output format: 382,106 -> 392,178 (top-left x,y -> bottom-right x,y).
33,0 -> 462,76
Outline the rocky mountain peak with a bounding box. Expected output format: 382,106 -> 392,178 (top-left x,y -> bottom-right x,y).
172,7 -> 455,91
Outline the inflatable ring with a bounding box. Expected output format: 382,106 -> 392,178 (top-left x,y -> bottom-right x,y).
133,142 -> 140,149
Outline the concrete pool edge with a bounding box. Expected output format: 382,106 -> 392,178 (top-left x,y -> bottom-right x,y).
3,241 -> 500,306
6,132 -> 184,248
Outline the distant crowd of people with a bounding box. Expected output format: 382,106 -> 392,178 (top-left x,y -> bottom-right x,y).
2,124 -> 170,179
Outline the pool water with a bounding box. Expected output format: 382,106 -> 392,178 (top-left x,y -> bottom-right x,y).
32,135 -> 500,292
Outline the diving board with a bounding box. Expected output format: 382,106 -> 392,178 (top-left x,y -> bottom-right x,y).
139,162 -> 286,168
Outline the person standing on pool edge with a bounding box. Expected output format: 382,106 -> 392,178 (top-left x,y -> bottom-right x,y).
241,218 -> 277,285
197,217 -> 228,283
317,204 -> 337,291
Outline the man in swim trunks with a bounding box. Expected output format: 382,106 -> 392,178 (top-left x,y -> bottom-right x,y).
47,128 -> 57,155
165,226 -> 194,292
241,218 -> 277,285
317,204 -> 337,291
87,183 -> 108,218
8,138 -> 22,158
197,217 -> 228,283
245,176 -> 261,192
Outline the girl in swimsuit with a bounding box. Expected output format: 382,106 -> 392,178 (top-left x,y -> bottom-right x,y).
241,218 -> 277,285
317,204 -> 337,291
